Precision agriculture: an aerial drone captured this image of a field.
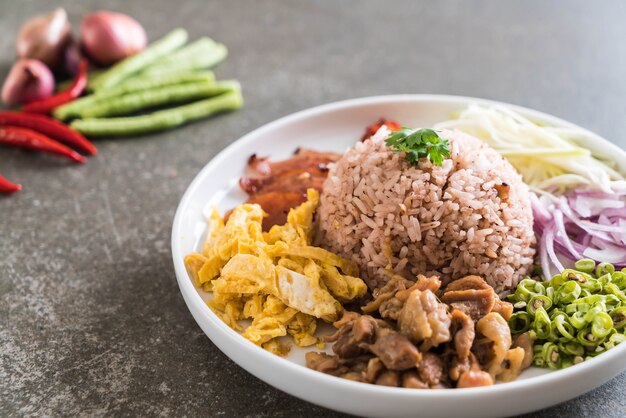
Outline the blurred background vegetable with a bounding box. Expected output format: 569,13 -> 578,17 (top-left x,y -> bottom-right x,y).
0,174 -> 22,194
80,11 -> 147,66
16,8 -> 72,71
71,88 -> 243,137
1,58 -> 54,106
23,59 -> 88,114
0,111 -> 96,155
0,126 -> 85,163
90,28 -> 187,92
1,9 -> 243,194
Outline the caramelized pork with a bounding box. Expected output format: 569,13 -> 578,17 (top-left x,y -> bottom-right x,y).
237,148 -> 341,230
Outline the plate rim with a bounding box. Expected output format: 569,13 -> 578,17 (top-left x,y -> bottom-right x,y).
171,94 -> 626,402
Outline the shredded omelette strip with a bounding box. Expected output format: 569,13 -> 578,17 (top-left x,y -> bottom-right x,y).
184,189 -> 367,355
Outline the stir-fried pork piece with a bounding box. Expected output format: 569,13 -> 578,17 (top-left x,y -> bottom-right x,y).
417,352 -> 445,387
451,309 -> 475,359
512,332 -> 535,370
396,275 -> 442,300
474,312 -> 512,378
326,314 -> 380,358
441,288 -> 495,321
445,275 -> 492,292
375,370 -> 401,387
398,289 -> 451,348
401,370 -> 429,389
362,274 -> 441,316
491,299 -> 514,321
497,347 -> 526,382
457,369 -> 494,388
305,352 -> 370,382
379,297 -> 404,321
362,275 -> 411,314
305,352 -> 347,376
442,275 -> 496,320
364,357 -> 385,383
324,312 -> 421,370
368,327 -> 422,371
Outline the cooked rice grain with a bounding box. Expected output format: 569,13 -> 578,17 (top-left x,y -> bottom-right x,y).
316,128 -> 536,294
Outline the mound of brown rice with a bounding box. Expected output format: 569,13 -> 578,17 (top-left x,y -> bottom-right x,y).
316,127 -> 536,294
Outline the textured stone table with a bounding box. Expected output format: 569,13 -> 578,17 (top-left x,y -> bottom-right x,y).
2,1 -> 625,416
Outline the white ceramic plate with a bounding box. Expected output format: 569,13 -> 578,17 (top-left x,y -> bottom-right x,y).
171,95 -> 626,418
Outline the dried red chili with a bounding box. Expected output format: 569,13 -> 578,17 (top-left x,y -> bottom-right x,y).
0,126 -> 85,163
0,111 -> 96,155
22,59 -> 89,115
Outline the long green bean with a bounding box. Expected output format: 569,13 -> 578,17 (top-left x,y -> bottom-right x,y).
76,80 -> 237,119
91,29 -> 188,92
56,68 -> 106,93
143,42 -> 228,76
70,89 -> 243,137
54,71 -> 216,121
105,70 -> 216,98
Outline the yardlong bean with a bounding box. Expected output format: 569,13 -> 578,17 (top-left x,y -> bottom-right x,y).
70,89 -> 243,137
144,42 -> 228,76
77,80 -> 237,119
54,71 -> 216,121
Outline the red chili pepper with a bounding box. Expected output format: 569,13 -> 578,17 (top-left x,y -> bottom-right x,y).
0,126 -> 85,164
0,111 -> 96,155
0,173 -> 21,194
23,59 -> 89,115
361,118 -> 402,141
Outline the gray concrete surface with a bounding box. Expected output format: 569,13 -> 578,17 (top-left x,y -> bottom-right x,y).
2,1 -> 626,416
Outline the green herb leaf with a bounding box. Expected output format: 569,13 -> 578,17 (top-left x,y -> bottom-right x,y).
385,127 -> 450,166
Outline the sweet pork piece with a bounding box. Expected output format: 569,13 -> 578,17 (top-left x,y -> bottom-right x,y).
237,148 -> 341,230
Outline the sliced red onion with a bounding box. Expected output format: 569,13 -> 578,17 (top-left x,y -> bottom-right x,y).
532,183 -> 626,277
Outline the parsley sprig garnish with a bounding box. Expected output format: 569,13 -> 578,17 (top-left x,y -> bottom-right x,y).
385,127 -> 450,166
